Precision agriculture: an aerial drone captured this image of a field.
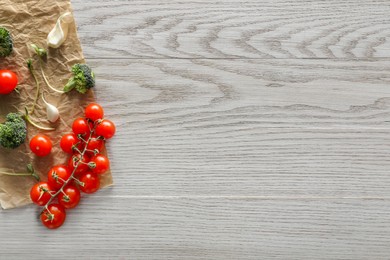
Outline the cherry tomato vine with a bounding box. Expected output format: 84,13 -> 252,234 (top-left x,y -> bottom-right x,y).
31,103 -> 115,229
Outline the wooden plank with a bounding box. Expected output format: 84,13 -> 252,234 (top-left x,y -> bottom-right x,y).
86,59 -> 390,198
71,0 -> 390,59
1,197 -> 390,259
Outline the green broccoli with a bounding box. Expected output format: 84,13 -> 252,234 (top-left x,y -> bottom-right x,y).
0,27 -> 13,57
63,64 -> 95,94
0,113 -> 27,149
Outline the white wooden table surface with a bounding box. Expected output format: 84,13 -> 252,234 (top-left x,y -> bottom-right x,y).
2,0 -> 390,259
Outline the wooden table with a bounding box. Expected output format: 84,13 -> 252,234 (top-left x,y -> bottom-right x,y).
2,0 -> 390,259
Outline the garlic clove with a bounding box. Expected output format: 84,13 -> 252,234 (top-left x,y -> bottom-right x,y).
47,12 -> 73,49
46,102 -> 60,123
42,93 -> 60,123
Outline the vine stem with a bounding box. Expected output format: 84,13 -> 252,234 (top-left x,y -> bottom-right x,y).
39,60 -> 65,94
43,121 -> 96,211
0,164 -> 40,181
27,59 -> 40,115
0,171 -> 34,177
25,59 -> 56,131
78,135 -> 88,144
24,107 -> 55,131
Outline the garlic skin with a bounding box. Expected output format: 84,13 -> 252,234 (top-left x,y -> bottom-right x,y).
42,94 -> 60,123
47,12 -> 73,49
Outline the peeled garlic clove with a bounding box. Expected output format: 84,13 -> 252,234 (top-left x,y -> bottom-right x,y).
42,94 -> 60,123
47,12 -> 73,49
46,102 -> 60,123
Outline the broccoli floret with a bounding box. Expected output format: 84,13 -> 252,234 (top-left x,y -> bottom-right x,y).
0,27 -> 13,57
63,64 -> 95,94
0,113 -> 27,149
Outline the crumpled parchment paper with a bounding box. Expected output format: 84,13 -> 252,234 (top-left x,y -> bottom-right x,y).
0,0 -> 113,209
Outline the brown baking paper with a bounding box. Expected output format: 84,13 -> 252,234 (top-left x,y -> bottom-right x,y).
0,0 -> 113,209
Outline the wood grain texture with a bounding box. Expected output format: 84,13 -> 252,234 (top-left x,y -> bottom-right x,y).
91,59 -> 390,198
2,0 -> 390,259
2,197 -> 390,259
72,0 -> 390,59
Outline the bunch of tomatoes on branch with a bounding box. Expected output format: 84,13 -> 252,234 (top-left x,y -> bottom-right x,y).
29,103 -> 116,229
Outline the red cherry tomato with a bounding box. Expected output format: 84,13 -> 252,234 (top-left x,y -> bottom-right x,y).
86,137 -> 104,154
90,154 -> 110,175
78,171 -> 100,194
29,134 -> 52,157
0,70 -> 18,95
47,165 -> 71,190
58,185 -> 81,209
85,103 -> 104,122
40,204 -> 66,229
68,153 -> 90,175
72,118 -> 90,137
30,182 -> 53,206
95,119 -> 116,139
60,133 -> 81,154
